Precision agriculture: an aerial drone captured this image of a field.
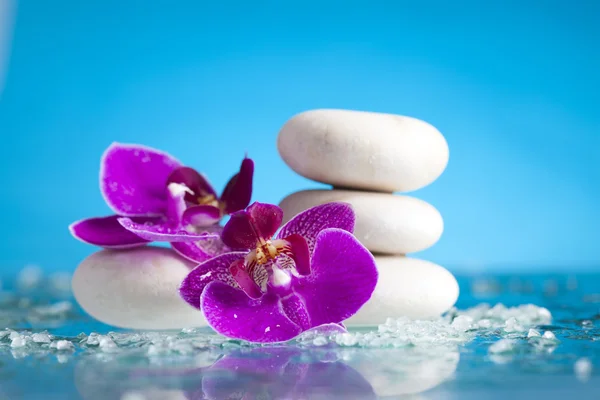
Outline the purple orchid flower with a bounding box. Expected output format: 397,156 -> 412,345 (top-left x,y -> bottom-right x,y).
69,143 -> 254,258
179,201 -> 378,343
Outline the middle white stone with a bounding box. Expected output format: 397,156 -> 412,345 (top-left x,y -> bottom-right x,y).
280,189 -> 443,255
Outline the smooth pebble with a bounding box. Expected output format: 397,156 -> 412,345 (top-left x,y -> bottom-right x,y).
72,247 -> 207,330
346,256 -> 459,325
277,109 -> 449,192
280,189 -> 443,254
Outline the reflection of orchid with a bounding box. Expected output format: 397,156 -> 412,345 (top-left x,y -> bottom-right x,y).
197,347 -> 377,400
69,143 -> 253,262
180,202 -> 378,343
74,343 -> 458,400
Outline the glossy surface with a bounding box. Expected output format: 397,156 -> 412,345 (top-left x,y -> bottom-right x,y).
1,271 -> 600,399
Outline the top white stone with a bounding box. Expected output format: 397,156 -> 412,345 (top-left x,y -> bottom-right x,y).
277,109 -> 449,192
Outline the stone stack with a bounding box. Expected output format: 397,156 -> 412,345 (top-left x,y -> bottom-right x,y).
277,109 -> 459,325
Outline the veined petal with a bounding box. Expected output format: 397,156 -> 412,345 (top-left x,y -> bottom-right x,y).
179,252 -> 245,309
221,202 -> 283,249
292,228 -> 377,327
171,241 -> 215,263
201,281 -> 302,343
118,217 -> 219,242
276,234 -> 310,276
181,205 -> 221,228
220,157 -> 254,215
69,215 -> 152,248
171,225 -> 230,263
229,258 -> 262,299
100,143 -> 181,216
167,166 -> 217,204
277,202 -> 355,254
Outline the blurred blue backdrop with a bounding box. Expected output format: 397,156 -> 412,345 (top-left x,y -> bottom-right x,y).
0,0 -> 598,274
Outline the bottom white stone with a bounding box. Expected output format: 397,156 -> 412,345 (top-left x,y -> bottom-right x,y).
72,246 -> 207,330
346,256 -> 459,326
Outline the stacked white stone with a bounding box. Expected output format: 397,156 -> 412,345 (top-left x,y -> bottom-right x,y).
277,109 -> 459,325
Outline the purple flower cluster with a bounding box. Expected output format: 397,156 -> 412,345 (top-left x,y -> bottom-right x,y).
71,143 -> 378,343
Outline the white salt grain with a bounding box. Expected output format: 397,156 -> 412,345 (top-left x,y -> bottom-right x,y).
527,329 -> 541,338
312,336 -> 328,346
54,340 -> 74,351
574,358 -> 592,382
504,317 -> 525,333
451,315 -> 473,331
17,265 -> 43,290
32,332 -> 52,343
542,331 -> 556,340
489,339 -> 515,354
10,336 -> 27,348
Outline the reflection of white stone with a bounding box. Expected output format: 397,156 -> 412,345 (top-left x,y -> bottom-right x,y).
72,247 -> 207,329
348,348 -> 459,397
347,256 -> 459,326
74,357 -> 197,400
0,0 -> 15,96
277,109 -> 449,192
280,189 -> 443,254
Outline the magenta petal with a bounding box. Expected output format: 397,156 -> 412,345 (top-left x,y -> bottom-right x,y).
220,157 -> 254,214
118,217 -> 218,242
172,241 -> 215,263
293,228 -> 377,327
100,143 -> 182,216
171,226 -> 231,263
69,215 -> 153,248
167,166 -> 217,203
277,202 -> 355,254
181,205 -> 221,228
220,211 -> 259,249
247,202 -> 283,239
282,234 -> 311,276
201,281 -> 302,343
179,252 -> 246,309
229,259 -> 263,299
221,202 -> 283,249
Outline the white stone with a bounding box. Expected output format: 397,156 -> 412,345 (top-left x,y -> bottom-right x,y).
346,257 -> 459,326
277,109 -> 449,192
279,189 -> 443,254
72,247 -> 208,330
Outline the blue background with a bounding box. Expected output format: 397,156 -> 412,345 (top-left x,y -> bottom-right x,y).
0,0 -> 598,274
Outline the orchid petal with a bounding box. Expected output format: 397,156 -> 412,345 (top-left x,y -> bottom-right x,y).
229,258 -> 262,299
171,226 -> 231,263
69,215 -> 152,248
277,202 -> 355,254
172,241 -> 216,263
179,252 -> 245,309
201,281 -> 302,343
292,228 -> 377,327
100,143 -> 181,216
277,234 -> 310,276
221,202 -> 283,249
118,217 -> 218,242
165,182 -> 190,224
167,166 -> 217,204
220,157 -> 254,214
181,205 -> 221,227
